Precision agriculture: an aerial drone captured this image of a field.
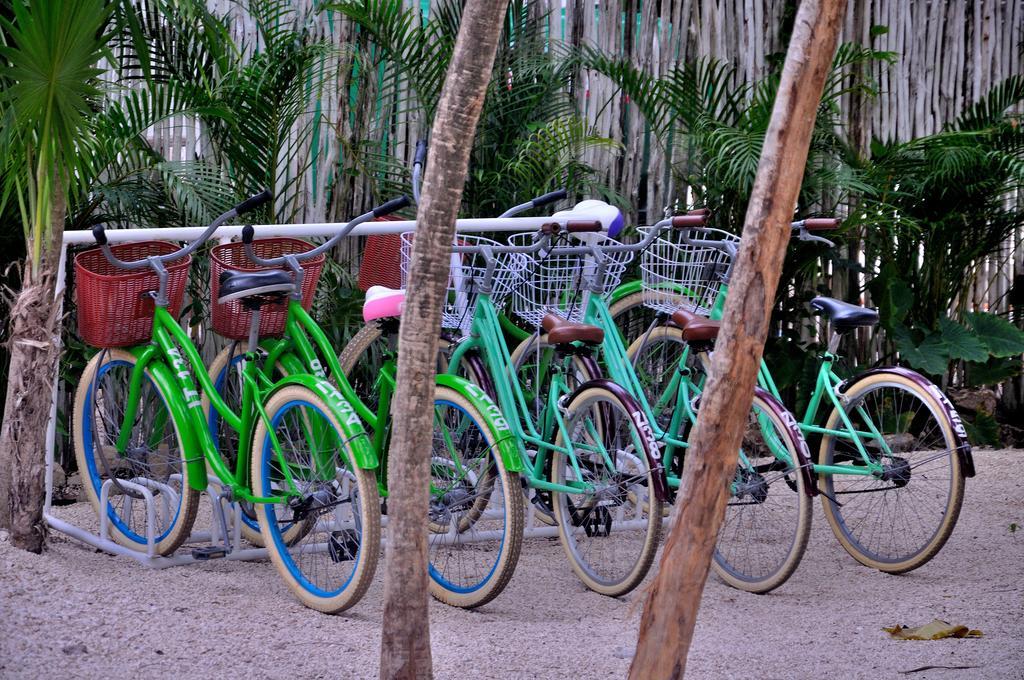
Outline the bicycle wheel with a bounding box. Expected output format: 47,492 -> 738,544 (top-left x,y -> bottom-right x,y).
338,322 -> 461,403
336,323 -> 392,411
73,349 -> 200,555
608,290 -> 659,346
551,383 -> 663,596
625,324 -> 705,434
251,385 -> 381,613
818,369 -> 965,573
509,333 -> 601,524
428,385 -> 524,608
712,391 -> 812,593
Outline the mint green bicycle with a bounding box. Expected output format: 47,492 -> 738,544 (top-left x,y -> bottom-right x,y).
621,219 -> 974,574
72,193 -> 382,613
342,213 -> 667,597
497,214 -> 815,593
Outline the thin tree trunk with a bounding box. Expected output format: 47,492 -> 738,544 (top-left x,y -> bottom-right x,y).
0,178 -> 66,553
627,2 -> 848,677
378,1 -> 509,678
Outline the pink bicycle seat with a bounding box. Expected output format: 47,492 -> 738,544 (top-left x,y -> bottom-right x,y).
363,286 -> 406,322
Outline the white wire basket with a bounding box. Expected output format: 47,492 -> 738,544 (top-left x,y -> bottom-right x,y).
400,232 -> 526,334
506,232 -> 633,328
639,226 -> 739,316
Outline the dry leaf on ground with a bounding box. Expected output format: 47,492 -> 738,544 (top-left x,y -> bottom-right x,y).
884,619 -> 984,640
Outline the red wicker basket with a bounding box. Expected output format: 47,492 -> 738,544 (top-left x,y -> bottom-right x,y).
357,216 -> 404,292
210,238 -> 324,340
75,241 -> 191,348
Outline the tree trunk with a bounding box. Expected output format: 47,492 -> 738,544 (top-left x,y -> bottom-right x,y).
378,2 -> 509,678
627,2 -> 848,677
0,179 -> 67,553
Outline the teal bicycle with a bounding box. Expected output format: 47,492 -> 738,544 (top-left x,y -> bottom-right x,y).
343,211 -> 667,597
620,218 -> 974,574
497,214 -> 815,593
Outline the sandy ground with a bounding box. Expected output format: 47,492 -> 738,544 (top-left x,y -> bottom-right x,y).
1,448 -> 1022,679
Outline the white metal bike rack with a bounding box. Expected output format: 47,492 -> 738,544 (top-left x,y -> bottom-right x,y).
44,215 -> 594,568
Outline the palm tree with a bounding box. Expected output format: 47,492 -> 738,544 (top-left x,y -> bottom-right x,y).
0,0 -> 114,552
0,0 -> 240,552
584,42 -> 889,229
117,0 -> 339,223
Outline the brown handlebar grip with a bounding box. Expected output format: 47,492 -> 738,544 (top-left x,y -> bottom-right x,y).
566,220 -> 602,233
540,222 -> 560,235
687,208 -> 710,216
803,218 -> 841,231
672,214 -> 707,228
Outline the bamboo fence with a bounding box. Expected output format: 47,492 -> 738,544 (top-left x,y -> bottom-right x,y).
136,0 -> 1023,408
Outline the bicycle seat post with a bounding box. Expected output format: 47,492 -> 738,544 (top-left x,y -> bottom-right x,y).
247,307 -> 262,355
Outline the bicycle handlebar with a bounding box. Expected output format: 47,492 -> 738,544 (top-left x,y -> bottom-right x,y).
92,190 -> 274,272
412,140 -> 427,204
499,188 -> 569,218
532,189 -> 568,208
242,195 -> 412,268
414,140 -> 428,167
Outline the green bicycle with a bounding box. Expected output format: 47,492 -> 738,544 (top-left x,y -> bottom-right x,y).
204,197 -> 523,608
72,192 -> 381,613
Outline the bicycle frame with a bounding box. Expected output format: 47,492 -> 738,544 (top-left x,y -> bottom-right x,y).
111,305 -> 373,505
255,300 -> 522,496
448,294 -> 608,496
655,281 -> 885,478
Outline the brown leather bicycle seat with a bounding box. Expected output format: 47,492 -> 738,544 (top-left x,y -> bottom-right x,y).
681,318 -> 720,342
670,309 -> 720,343
541,313 -> 605,345
670,309 -> 700,328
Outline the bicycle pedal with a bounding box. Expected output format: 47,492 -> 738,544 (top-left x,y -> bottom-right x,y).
191,546 -> 229,560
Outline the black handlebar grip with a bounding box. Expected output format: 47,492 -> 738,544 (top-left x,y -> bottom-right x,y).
92,224 -> 108,246
531,189 -> 568,208
672,214 -> 707,229
236,189 -> 273,216
373,195 -> 411,218
241,225 -> 255,245
414,140 -> 428,166
566,220 -> 602,233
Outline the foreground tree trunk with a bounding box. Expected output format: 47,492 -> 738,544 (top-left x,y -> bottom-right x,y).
627,2 -> 848,677
378,2 -> 509,678
0,181 -> 67,553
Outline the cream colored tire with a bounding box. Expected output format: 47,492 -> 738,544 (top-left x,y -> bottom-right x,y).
73,349 -> 200,555
252,385 -> 381,613
428,385 -> 524,608
552,385 -> 662,597
818,371 -> 965,573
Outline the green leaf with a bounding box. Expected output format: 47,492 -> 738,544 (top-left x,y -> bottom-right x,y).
938,317 -> 990,363
868,265 -> 913,330
966,312 -> 1024,358
964,410 -> 1000,447
869,25 -> 889,37
966,357 -> 1023,387
893,326 -> 950,376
